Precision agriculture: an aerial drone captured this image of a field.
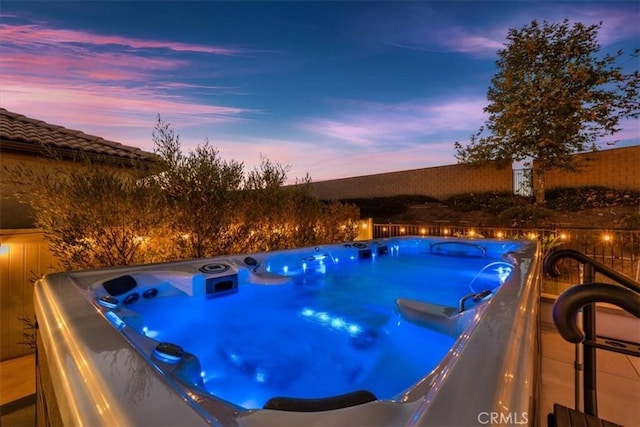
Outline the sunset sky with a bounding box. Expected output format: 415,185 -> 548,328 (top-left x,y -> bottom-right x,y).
1,1 -> 638,182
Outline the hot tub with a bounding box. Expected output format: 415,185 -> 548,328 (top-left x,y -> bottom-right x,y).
35,236 -> 541,426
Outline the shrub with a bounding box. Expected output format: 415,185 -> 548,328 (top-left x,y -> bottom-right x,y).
546,186 -> 640,211
4,118 -> 360,270
445,192 -> 522,214
342,195 -> 438,220
496,205 -> 548,227
4,159 -> 164,269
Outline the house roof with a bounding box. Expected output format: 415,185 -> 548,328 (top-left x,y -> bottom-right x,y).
0,108 -> 156,163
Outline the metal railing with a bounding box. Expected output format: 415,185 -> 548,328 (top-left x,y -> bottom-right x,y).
372,223 -> 640,293
545,249 -> 640,418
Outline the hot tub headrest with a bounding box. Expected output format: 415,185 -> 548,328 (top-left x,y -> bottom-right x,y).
263,389 -> 377,412
103,275 -> 137,296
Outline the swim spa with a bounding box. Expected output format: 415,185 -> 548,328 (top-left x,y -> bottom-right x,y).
35,236 -> 541,426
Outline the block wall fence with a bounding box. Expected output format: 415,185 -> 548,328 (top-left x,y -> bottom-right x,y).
311,145 -> 639,200
311,163 -> 513,200
542,145 -> 639,191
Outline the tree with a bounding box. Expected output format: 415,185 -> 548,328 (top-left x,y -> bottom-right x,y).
455,19 -> 640,203
149,117 -> 245,259
4,117 -> 360,269
3,158 -> 164,269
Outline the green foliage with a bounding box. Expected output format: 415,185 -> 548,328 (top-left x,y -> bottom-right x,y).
452,230 -> 485,238
4,118 -> 360,270
496,205 -> 548,227
445,192 -> 520,214
455,19 -> 640,203
507,232 -> 565,257
546,186 -> 640,211
343,195 -> 439,219
624,213 -> 640,229
4,160 -> 163,269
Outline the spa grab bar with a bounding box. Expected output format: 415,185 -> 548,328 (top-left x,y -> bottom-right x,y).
553,283 -> 640,343
544,249 -> 640,419
430,241 -> 487,258
458,290 -> 492,313
544,249 -> 640,293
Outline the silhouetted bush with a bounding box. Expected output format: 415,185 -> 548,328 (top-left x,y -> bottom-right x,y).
341,195 -> 438,219
496,205 -> 548,227
445,192 -> 523,214
546,186 -> 640,211
3,118 -> 360,270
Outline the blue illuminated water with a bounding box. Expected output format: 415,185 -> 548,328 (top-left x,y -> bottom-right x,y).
132,253 -> 510,409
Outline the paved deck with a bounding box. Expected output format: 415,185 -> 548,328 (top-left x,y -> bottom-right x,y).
1,323 -> 638,426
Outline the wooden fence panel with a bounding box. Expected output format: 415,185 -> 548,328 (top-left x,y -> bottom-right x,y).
0,230 -> 60,361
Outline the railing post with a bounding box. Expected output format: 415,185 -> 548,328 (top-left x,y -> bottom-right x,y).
582,262 -> 598,416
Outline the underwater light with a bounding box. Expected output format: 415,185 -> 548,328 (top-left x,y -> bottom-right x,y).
317,312 -> 330,322
348,324 -> 362,335
97,296 -> 118,309
153,343 -> 184,364
105,311 -> 126,329
300,308 -> 365,336
331,318 -> 346,328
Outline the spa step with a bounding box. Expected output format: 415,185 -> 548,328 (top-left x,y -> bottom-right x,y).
548,404 -> 622,427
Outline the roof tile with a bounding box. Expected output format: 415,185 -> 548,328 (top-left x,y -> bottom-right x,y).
0,108 -> 156,162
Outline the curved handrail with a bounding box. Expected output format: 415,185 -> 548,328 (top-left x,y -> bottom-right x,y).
544,249 -> 640,294
430,241 -> 487,258
553,282 -> 640,343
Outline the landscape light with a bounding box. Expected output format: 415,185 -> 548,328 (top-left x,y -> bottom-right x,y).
400,227 -> 406,234
496,231 -> 504,239
559,233 -> 568,240
468,230 -> 476,237
420,228 -> 426,235
602,233 -> 612,242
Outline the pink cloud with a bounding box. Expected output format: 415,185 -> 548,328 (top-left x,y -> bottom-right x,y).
298,98 -> 488,147
438,28 -> 505,56
0,20 -> 256,148
0,23 -> 242,55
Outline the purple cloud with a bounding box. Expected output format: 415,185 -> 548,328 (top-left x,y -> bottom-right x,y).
0,19 -> 257,145
0,23 -> 243,55
298,98 -> 488,148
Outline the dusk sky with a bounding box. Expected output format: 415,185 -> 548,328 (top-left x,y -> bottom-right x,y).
1,1 -> 639,183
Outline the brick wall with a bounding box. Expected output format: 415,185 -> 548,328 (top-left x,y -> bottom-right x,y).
542,145 -> 640,191
311,162 -> 512,200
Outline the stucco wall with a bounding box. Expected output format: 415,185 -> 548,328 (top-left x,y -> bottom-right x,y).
311,163 -> 513,200
543,145 -> 640,191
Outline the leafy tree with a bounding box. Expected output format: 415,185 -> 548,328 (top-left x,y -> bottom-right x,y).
3,158 -> 164,269
455,19 -> 640,203
149,118 -> 245,259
